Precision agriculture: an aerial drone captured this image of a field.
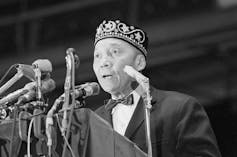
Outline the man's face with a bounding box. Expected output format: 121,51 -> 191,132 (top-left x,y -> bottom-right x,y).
93,38 -> 138,97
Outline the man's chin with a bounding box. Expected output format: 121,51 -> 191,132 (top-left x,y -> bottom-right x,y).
102,87 -> 117,94
101,84 -> 118,95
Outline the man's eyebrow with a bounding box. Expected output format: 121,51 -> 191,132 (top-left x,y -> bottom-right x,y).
109,43 -> 121,47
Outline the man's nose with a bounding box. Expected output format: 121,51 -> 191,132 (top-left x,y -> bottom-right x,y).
100,57 -> 112,68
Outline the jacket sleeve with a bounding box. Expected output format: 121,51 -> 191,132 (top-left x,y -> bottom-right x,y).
175,97 -> 222,157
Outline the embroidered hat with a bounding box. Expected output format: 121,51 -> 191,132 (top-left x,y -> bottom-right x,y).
94,20 -> 148,56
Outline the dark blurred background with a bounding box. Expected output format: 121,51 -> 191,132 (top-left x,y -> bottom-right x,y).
0,0 -> 237,156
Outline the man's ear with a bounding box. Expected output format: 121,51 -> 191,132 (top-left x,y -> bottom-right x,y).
134,54 -> 146,71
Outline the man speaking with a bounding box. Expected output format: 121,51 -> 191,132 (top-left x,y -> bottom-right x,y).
93,20 -> 221,157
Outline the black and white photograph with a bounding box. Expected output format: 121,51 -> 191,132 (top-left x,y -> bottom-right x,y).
0,0 -> 236,157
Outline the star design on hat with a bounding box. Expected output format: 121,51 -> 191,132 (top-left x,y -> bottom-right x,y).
121,24 -> 129,32
135,32 -> 142,41
105,22 -> 113,30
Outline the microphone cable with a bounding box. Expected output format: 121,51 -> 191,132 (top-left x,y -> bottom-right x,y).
27,117 -> 35,157
9,106 -> 18,157
56,114 -> 76,157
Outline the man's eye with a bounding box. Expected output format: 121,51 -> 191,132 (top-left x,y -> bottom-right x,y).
94,53 -> 100,58
112,49 -> 119,54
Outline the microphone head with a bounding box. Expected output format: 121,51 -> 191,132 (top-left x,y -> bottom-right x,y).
84,82 -> 100,97
75,82 -> 100,98
123,65 -> 135,77
17,59 -> 53,81
17,78 -> 56,104
32,59 -> 53,73
66,48 -> 80,68
123,65 -> 148,83
41,78 -> 56,93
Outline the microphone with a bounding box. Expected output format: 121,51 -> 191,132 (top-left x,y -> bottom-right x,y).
17,59 -> 53,81
51,82 -> 100,110
16,78 -> 56,105
123,65 -> 149,83
0,59 -> 52,95
124,65 -> 152,109
74,82 -> 100,99
58,82 -> 100,100
0,82 -> 36,106
46,82 -> 99,150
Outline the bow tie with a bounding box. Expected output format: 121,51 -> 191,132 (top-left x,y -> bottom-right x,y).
105,94 -> 134,111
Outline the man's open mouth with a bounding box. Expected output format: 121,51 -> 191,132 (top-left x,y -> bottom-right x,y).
102,74 -> 113,79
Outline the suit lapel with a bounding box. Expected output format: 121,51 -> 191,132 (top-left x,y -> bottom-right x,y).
124,86 -> 159,139
124,97 -> 144,138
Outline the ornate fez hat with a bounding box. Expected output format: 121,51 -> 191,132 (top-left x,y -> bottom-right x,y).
94,20 -> 149,57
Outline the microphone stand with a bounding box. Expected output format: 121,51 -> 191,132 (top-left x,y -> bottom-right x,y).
9,104 -> 19,157
62,48 -> 77,157
32,65 -> 46,142
140,78 -> 153,157
33,65 -> 43,105
61,50 -> 72,136
28,65 -> 44,157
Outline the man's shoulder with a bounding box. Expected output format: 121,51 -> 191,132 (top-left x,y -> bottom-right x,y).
152,87 -> 196,103
151,87 -> 203,122
151,87 -> 200,112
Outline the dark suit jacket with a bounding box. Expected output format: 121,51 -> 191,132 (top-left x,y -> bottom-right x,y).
95,87 -> 221,157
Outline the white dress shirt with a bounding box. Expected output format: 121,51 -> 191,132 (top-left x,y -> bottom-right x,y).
111,90 -> 141,135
